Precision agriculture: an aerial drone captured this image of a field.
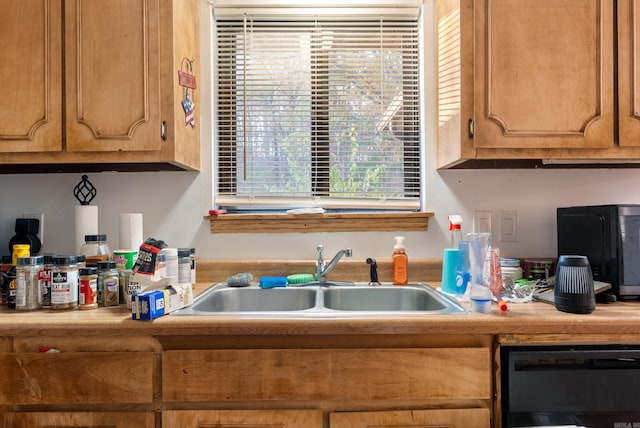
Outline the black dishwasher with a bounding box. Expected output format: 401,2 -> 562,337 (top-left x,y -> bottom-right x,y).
501,344 -> 640,427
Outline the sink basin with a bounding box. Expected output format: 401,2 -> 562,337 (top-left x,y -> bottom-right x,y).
172,283 -> 467,317
185,286 -> 317,312
322,286 -> 450,311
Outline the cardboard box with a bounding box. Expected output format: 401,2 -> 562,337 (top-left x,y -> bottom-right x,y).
131,282 -> 193,320
132,289 -> 169,320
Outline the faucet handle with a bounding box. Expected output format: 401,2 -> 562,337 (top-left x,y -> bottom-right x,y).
316,244 -> 324,255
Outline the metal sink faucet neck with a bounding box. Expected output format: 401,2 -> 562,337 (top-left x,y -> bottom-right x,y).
316,244 -> 352,283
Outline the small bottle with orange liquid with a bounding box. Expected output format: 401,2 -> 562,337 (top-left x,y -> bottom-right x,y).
392,236 -> 408,285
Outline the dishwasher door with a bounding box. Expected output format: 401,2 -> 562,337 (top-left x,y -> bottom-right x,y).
501,344 -> 640,428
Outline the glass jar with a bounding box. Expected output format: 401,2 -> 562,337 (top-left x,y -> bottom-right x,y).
1,255 -> 11,306
76,254 -> 86,269
12,244 -> 30,265
79,267 -> 98,310
97,261 -> 120,307
41,254 -> 54,307
189,247 -> 196,283
178,248 -> 191,284
80,234 -> 110,266
51,255 -> 79,310
15,255 -> 44,311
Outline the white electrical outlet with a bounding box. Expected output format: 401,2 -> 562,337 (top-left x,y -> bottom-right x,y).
499,211 -> 519,242
22,213 -> 44,245
473,210 -> 492,233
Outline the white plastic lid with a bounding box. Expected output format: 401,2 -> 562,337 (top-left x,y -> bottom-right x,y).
471,298 -> 492,314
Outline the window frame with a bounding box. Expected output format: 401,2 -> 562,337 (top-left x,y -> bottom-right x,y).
208,2 -> 430,233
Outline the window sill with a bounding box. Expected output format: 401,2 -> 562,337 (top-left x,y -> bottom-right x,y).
204,212 -> 434,234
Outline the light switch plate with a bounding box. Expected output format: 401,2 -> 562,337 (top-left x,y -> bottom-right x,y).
499,211 -> 519,242
473,210 -> 492,233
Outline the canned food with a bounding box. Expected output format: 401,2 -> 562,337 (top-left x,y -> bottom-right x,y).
524,258 -> 555,281
113,250 -> 138,270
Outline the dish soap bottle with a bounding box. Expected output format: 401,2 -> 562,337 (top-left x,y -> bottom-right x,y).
392,236 -> 408,285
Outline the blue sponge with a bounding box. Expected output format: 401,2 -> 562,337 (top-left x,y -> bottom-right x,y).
259,276 -> 288,288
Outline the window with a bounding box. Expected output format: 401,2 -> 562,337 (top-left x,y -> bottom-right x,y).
213,5 -> 422,212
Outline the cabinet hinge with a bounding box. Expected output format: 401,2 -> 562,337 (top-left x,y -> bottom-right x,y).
161,121 -> 167,141
468,119 -> 474,139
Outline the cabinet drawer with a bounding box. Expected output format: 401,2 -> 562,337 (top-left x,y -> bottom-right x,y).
330,408 -> 491,428
0,352 -> 154,405
163,409 -> 323,427
3,411 -> 155,427
163,348 -> 491,402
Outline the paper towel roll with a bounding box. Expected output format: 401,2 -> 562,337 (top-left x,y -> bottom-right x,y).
74,205 -> 99,253
119,213 -> 144,250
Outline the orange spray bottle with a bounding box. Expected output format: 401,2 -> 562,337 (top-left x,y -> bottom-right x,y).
392,236 -> 408,285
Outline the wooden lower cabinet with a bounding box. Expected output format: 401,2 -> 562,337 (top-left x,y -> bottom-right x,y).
163,410 -> 323,427
0,336 -> 158,427
3,412 -> 154,428
161,340 -> 493,427
0,351 -> 153,405
330,408 -> 491,427
0,334 -> 494,427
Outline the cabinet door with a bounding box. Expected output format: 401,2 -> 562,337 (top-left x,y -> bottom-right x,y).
3,412 -> 154,428
474,0 -> 614,150
330,408 -> 490,428
64,0 -> 161,152
163,410 -> 323,428
0,351 -> 153,405
618,0 -> 640,146
0,0 -> 62,153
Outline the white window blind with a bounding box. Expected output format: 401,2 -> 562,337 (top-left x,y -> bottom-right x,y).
214,7 -> 421,211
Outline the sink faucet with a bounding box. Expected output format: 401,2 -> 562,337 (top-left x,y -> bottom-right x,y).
316,244 -> 352,283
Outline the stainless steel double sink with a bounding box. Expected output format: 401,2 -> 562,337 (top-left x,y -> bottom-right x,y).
172,282 -> 468,317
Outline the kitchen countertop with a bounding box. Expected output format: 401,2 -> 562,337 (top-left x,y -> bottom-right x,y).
2,283 -> 640,337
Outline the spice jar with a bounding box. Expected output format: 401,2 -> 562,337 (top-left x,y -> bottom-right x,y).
0,255 -> 11,306
178,248 -> 191,284
97,261 -> 120,307
160,247 -> 178,280
79,267 -> 98,310
80,234 -> 110,266
51,255 -> 79,310
189,248 -> 196,283
11,244 -> 30,265
15,256 -> 44,311
41,254 -> 54,307
76,254 -> 86,269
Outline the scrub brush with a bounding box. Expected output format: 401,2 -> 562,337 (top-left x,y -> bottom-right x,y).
287,273 -> 314,285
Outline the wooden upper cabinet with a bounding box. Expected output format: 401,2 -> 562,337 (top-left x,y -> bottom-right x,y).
65,0 -> 161,153
435,0 -> 640,168
0,0 -> 199,171
0,0 -> 62,153
474,0 -> 614,150
618,0 -> 640,147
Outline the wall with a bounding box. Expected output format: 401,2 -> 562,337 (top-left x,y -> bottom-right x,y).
1,0 -> 639,264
